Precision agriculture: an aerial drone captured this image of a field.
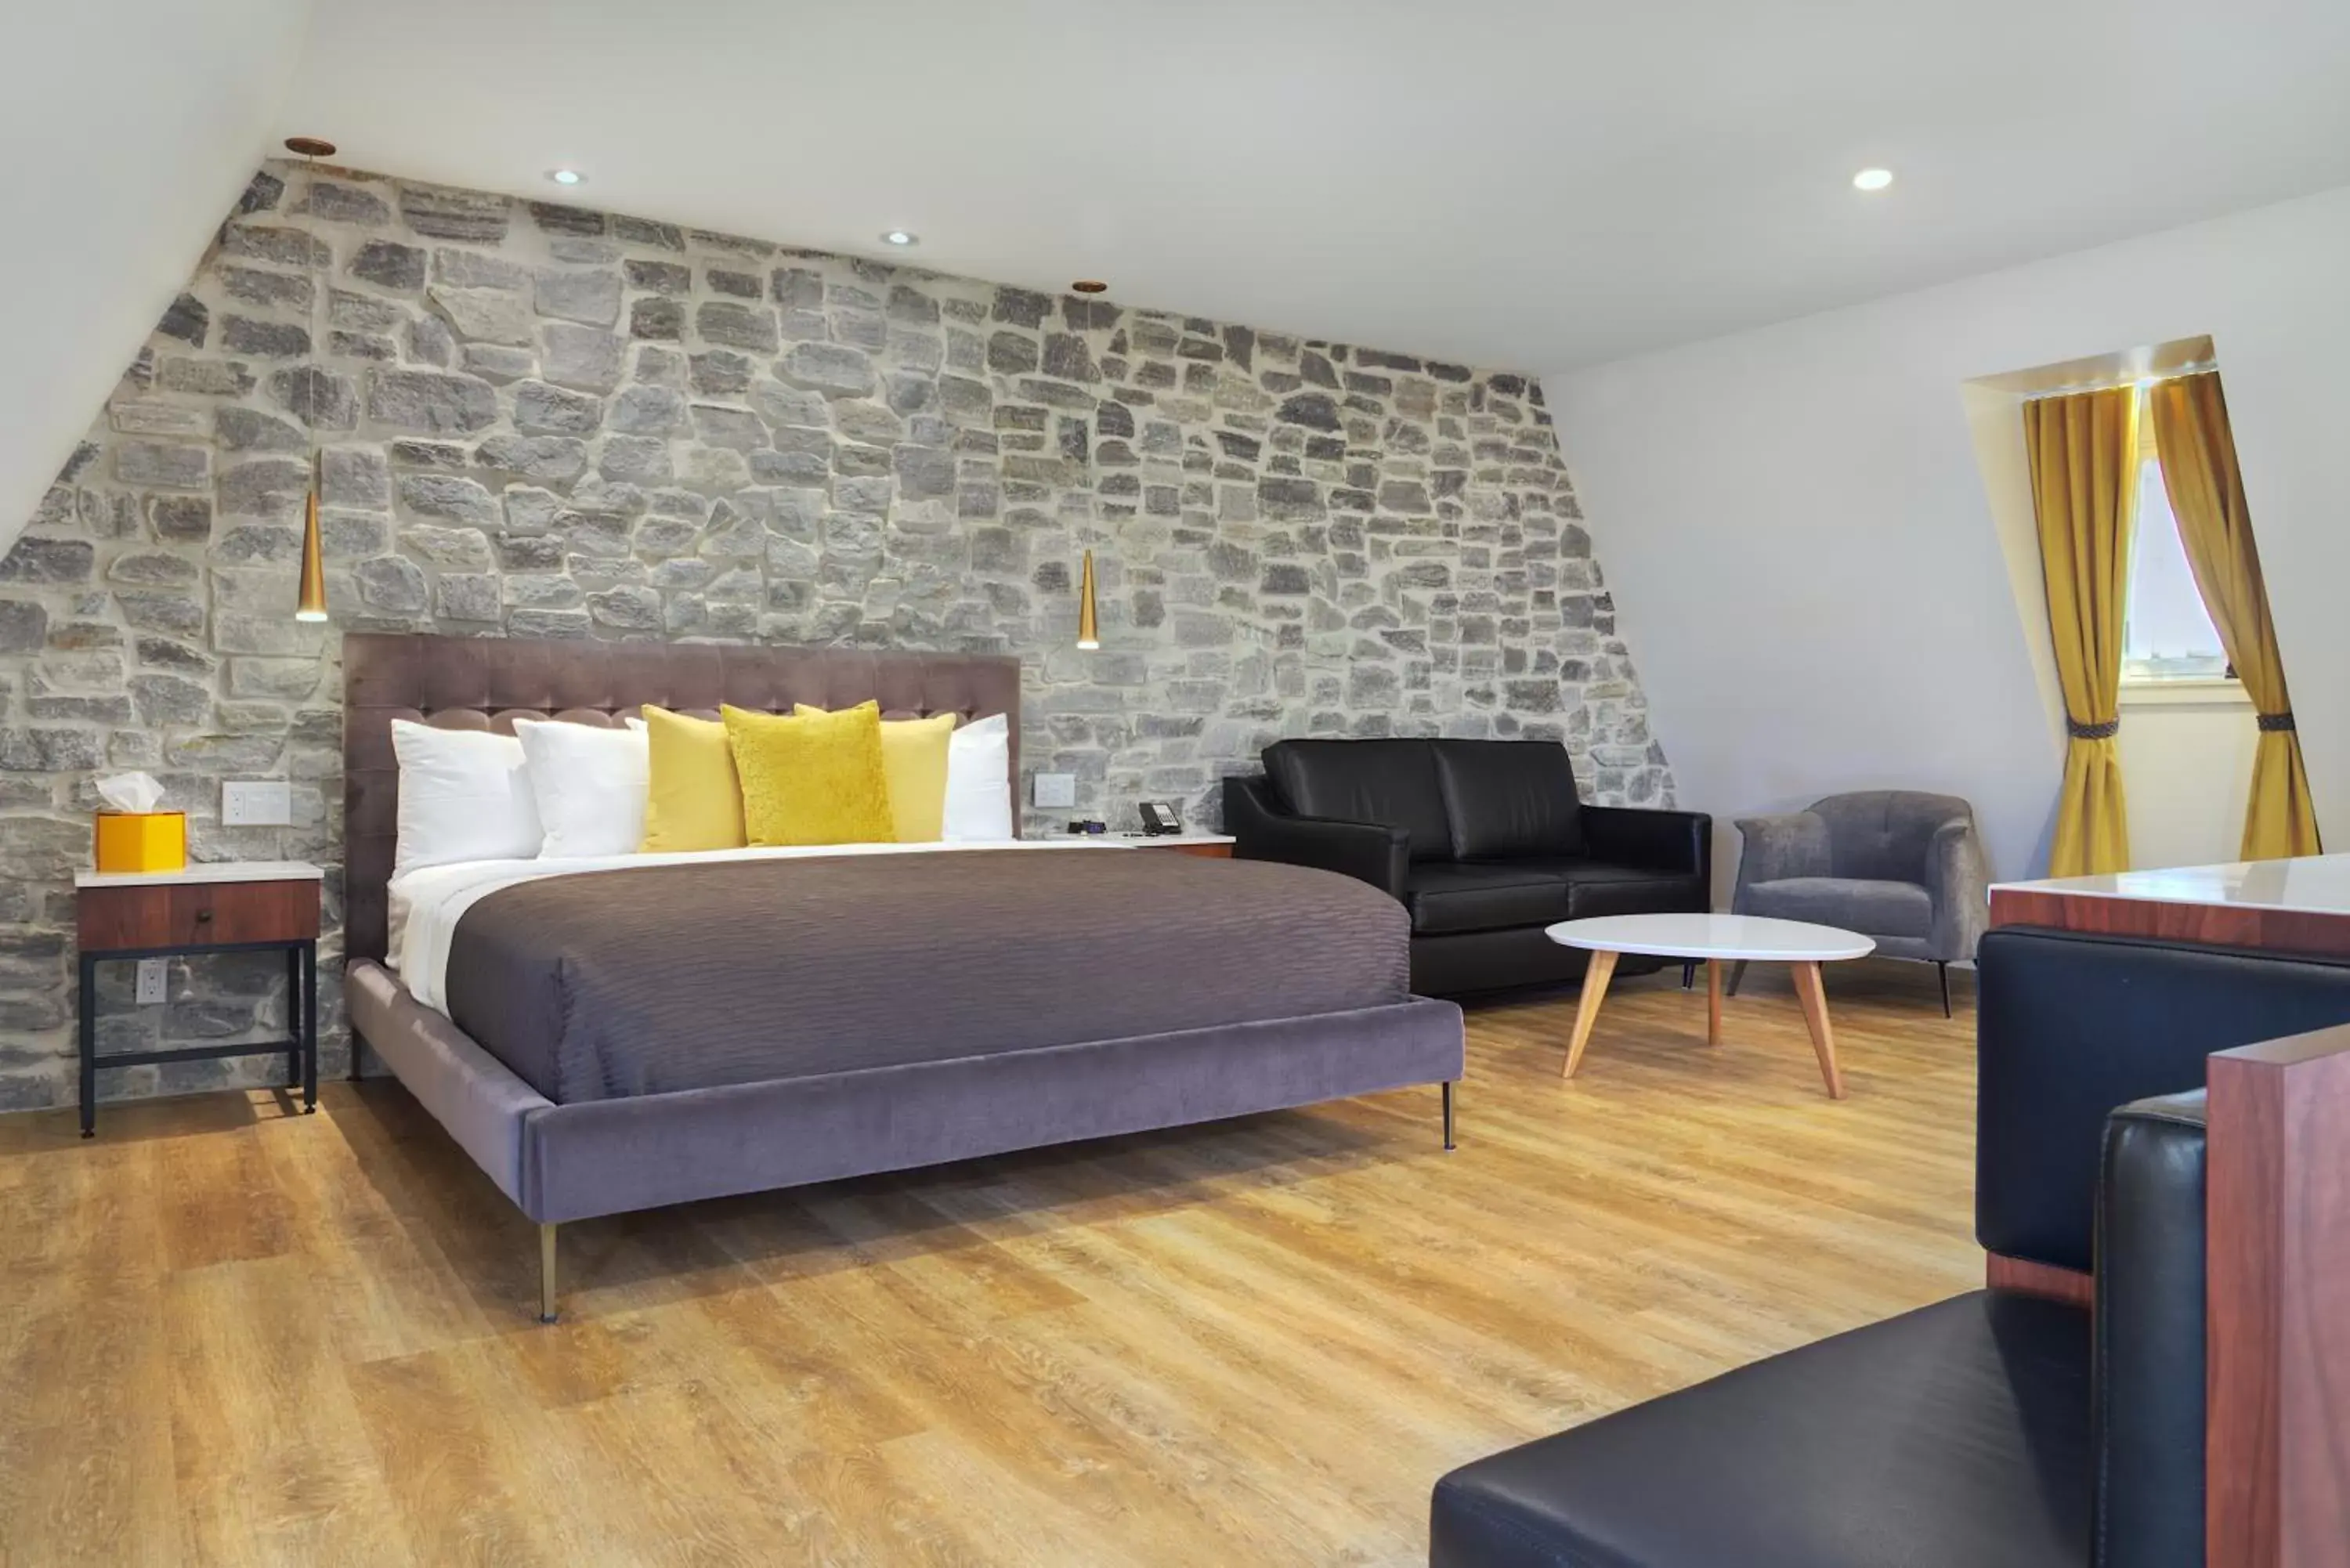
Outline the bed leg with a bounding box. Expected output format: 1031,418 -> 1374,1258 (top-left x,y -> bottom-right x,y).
1441,1080 -> 1457,1152
537,1223 -> 559,1325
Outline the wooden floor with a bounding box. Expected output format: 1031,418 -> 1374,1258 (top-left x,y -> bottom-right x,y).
0,961 -> 1979,1567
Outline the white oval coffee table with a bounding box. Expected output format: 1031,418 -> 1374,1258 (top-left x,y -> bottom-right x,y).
1546,914 -> 1876,1098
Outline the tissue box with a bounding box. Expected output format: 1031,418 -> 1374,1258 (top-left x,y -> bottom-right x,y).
94,811 -> 186,874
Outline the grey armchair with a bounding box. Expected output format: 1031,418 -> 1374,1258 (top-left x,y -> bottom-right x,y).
1729,791 -> 1990,1015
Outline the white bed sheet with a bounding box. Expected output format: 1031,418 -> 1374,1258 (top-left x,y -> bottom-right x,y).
386,838 -> 1121,1014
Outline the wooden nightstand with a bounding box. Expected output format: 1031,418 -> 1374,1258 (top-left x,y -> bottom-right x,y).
1109,833 -> 1235,858
74,861 -> 324,1136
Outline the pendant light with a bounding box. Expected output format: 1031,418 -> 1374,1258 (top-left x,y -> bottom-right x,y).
287,135 -> 334,623
1076,550 -> 1100,650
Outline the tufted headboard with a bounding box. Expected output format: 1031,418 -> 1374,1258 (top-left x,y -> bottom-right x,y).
342,634 -> 1023,964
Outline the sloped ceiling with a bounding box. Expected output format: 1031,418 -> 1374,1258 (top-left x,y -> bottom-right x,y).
14,0 -> 2350,559
0,0 -> 310,555
280,0 -> 2350,370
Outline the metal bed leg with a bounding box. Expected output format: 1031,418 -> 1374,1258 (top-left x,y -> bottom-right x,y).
1441,1081 -> 1456,1152
538,1223 -> 560,1324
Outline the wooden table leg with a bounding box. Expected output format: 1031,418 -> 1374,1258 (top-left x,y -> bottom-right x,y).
1706,957 -> 1723,1045
1563,949 -> 1619,1078
1790,962 -> 1848,1100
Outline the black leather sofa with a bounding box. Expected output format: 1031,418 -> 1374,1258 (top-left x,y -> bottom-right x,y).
1224,739 -> 1710,997
1428,926 -> 2350,1568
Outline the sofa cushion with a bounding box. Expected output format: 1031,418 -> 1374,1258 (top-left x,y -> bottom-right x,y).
1744,876 -> 1931,938
1432,739 -> 1585,860
1519,858 -> 1709,923
1430,1291 -> 2091,1568
1264,739 -> 1452,862
1405,864 -> 1570,936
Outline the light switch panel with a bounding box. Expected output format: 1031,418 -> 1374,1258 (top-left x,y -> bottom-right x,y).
1032,771 -> 1077,809
222,779 -> 292,827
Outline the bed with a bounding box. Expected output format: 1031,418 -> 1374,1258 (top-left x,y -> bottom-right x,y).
340,634 -> 1466,1320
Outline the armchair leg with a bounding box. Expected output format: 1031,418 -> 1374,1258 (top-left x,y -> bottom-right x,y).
1441,1080 -> 1456,1151
1680,961 -> 1695,990
1726,959 -> 1748,998
1937,961 -> 1952,1018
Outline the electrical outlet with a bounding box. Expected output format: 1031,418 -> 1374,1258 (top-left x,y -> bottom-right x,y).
135,959 -> 168,1006
1032,771 -> 1077,809
222,779 -> 292,827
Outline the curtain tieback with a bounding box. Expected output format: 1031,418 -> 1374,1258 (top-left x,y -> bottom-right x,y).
2066,717 -> 2119,741
2257,710 -> 2297,734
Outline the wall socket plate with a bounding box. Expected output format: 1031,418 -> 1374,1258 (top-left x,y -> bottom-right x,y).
1032,771 -> 1077,809
222,779 -> 292,827
135,959 -> 168,1006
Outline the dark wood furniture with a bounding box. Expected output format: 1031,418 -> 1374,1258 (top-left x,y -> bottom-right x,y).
2207,1024 -> 2350,1563
1986,859 -> 2350,1303
1988,861 -> 2350,960
1113,835 -> 1233,858
74,862 -> 323,1137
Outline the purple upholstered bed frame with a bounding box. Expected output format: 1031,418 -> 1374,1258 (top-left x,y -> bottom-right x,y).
339,634 -> 1466,1321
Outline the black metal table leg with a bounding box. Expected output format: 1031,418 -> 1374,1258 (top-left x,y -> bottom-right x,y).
301,939 -> 318,1113
78,953 -> 96,1138
284,943 -> 302,1090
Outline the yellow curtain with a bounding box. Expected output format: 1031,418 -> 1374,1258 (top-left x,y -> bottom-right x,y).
2148,370 -> 2322,860
2026,386 -> 2138,876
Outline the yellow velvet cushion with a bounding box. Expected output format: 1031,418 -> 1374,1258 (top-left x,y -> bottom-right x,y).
723,701 -> 896,847
638,706 -> 747,852
795,705 -> 955,843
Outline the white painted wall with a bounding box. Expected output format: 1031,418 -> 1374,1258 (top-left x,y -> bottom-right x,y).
1544,183 -> 2350,890
0,0 -> 312,553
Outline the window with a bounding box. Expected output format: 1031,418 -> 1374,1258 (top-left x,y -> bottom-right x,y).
2122,390 -> 2232,683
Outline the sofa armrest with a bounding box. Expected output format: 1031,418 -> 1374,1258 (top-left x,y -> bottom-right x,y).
1730,811 -> 1830,909
1581,805 -> 1712,883
2093,1090 -> 2207,1568
1925,818 -> 1990,963
1224,775 -> 1408,901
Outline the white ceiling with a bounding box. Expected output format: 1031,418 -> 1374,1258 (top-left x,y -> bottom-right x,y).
251,1 -> 2350,371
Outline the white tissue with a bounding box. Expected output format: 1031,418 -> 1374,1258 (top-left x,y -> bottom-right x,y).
96,771 -> 168,815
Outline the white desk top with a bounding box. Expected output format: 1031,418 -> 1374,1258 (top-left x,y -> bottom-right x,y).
75,860 -> 324,890
1547,913 -> 1875,962
1991,853 -> 2350,918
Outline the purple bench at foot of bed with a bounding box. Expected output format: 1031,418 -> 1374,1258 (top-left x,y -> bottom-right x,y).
345,959 -> 1466,1321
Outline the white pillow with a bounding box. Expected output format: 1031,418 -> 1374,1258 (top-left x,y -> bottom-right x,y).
514,717 -> 650,858
942,712 -> 1014,840
391,720 -> 543,874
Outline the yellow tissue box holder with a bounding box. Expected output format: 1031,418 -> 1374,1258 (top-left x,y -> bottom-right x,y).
94,811 -> 186,874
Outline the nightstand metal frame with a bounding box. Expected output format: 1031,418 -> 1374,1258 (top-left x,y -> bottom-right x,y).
77,936 -> 318,1137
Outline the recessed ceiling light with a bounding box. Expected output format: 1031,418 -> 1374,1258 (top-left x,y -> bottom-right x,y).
1852,167 -> 1894,192
880,230 -> 919,247
547,168 -> 586,186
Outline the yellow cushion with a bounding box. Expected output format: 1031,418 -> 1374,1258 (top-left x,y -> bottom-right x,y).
723,701 -> 896,847
638,706 -> 746,852
795,705 -> 955,843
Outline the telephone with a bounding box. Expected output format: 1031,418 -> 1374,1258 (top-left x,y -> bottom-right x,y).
1137,800 -> 1184,836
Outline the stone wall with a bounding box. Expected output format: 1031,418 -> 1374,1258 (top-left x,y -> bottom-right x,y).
0,159 -> 1674,1111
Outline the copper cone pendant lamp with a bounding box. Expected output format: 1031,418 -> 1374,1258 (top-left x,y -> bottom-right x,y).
1076,550 -> 1100,650
290,135 -> 334,623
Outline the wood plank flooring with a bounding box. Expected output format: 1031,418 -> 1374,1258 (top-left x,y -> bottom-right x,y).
0,960 -> 1979,1566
